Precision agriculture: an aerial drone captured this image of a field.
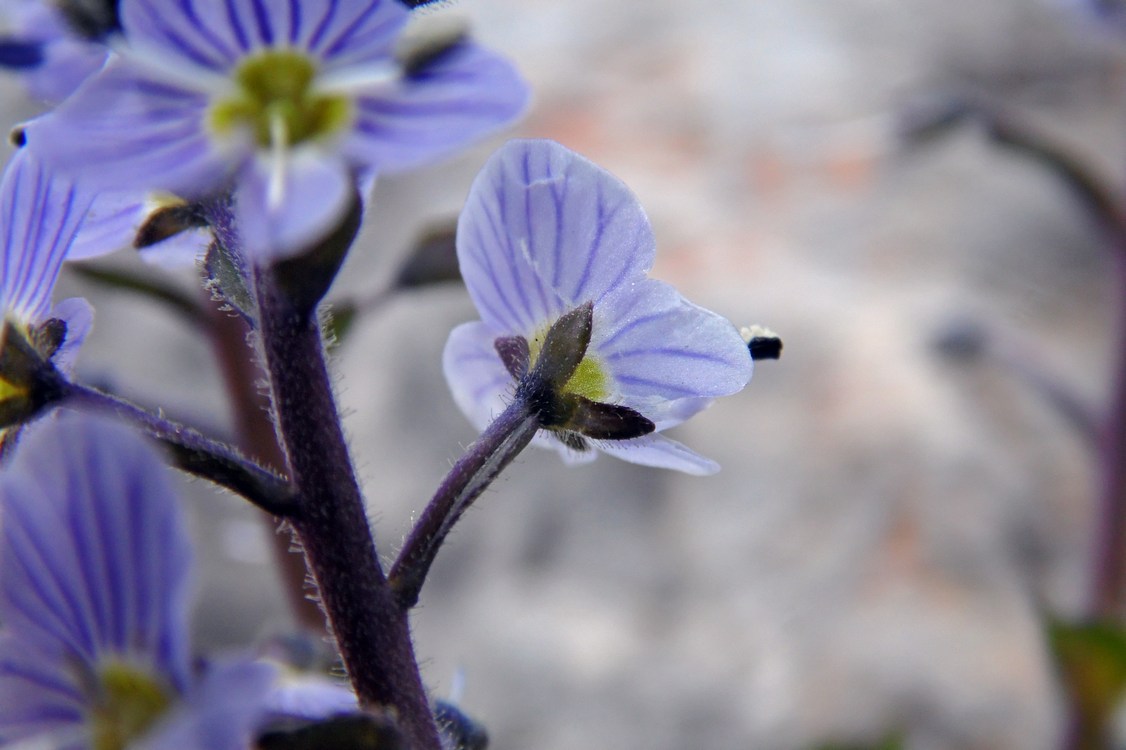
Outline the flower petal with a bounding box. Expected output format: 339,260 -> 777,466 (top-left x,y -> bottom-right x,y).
122,0 -> 248,72
0,149 -> 91,323
442,320 -> 514,433
25,58 -> 238,198
48,297 -> 93,374
234,149 -> 353,263
301,0 -> 407,65
0,412 -> 194,691
344,42 -> 529,174
456,140 -> 654,336
594,278 -> 752,418
0,634 -> 86,747
596,433 -> 720,476
136,658 -> 276,750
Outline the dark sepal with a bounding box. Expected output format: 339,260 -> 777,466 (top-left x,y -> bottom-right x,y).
530,301 -> 593,389
135,203 -> 208,249
494,335 -> 530,380
55,0 -> 122,40
567,396 -> 654,440
434,700 -> 489,750
0,321 -> 67,429
204,239 -> 256,326
554,430 -> 590,452
271,184 -> 364,320
256,712 -> 402,750
396,20 -> 468,78
393,220 -> 461,290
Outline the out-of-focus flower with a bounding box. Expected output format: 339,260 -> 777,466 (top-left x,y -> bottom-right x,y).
0,146 -> 93,396
27,0 -> 529,263
0,0 -> 110,102
443,140 -> 753,476
0,411 -> 277,749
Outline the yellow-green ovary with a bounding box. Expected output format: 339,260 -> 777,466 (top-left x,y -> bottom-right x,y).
528,329 -> 610,401
209,50 -> 351,146
88,661 -> 173,750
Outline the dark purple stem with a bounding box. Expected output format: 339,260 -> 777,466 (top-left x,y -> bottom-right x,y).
390,398 -> 540,609
62,382 -> 296,516
1089,251 -> 1126,621
252,267 -> 441,750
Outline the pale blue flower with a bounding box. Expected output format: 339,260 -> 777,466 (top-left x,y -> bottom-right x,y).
0,412 -> 276,749
27,0 -> 529,263
443,140 -> 753,476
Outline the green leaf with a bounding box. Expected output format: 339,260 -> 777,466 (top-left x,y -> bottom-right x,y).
1049,618 -> 1126,737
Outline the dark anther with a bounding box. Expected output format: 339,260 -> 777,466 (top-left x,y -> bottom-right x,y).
9,126 -> 26,147
134,203 -> 209,248
494,336 -> 530,380
748,335 -> 782,361
31,319 -> 68,360
0,39 -> 44,70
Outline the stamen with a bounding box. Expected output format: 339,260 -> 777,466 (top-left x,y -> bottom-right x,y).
268,110 -> 288,211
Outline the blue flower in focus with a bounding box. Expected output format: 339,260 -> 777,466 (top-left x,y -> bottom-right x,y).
0,146 -> 94,374
0,412 -> 277,749
27,0 -> 530,263
443,140 -> 753,476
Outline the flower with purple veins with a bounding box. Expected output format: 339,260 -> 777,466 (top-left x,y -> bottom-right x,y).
443,139 -> 753,476
27,0 -> 529,263
0,411 -> 277,750
0,146 -> 94,395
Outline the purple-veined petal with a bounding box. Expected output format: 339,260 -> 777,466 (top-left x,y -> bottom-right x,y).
301,0 -> 406,66
442,320 -> 514,433
48,297 -> 93,374
0,634 -> 87,748
25,58 -> 240,198
234,148 -> 353,262
457,140 -> 654,336
0,149 -> 91,323
68,190 -> 210,267
0,412 -> 194,692
136,658 -> 276,750
122,0 -> 249,72
596,433 -> 720,476
344,42 -> 529,174
593,278 -> 752,418
263,674 -> 358,720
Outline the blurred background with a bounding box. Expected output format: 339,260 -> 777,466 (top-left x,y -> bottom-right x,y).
53,0 -> 1126,747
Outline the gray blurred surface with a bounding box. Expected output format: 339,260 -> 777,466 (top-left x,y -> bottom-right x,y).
53,0 -> 1126,748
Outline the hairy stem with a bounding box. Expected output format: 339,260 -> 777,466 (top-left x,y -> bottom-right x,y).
203,294 -> 327,633
63,382 -> 296,516
252,267 -> 441,750
391,398 -> 540,609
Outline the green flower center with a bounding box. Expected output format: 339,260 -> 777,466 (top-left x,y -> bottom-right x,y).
88,661 -> 174,750
209,50 -> 352,147
529,325 -> 610,401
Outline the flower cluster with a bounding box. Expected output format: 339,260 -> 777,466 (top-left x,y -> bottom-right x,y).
0,1 -> 761,748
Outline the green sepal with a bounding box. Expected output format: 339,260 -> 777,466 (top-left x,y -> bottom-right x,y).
0,320 -> 66,429
204,239 -> 256,325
